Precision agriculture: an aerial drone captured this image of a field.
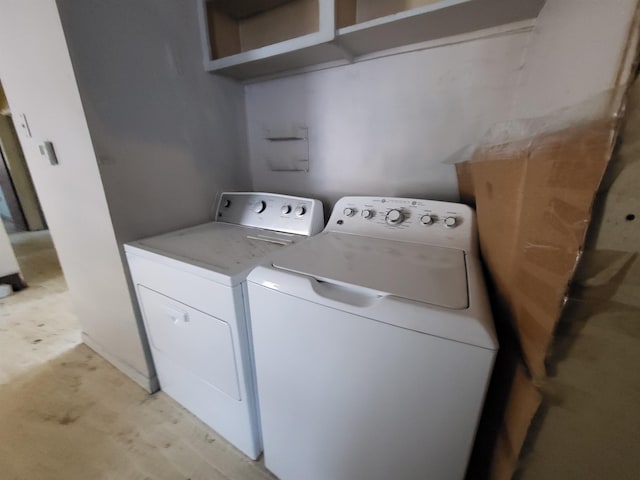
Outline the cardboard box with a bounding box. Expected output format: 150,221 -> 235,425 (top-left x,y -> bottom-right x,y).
516,75 -> 640,480
455,91 -> 627,479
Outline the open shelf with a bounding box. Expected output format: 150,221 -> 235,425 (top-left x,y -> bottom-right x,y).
199,0 -> 545,80
336,0 -> 545,57
199,0 -> 341,79
337,0 -> 447,27
206,0 -> 319,59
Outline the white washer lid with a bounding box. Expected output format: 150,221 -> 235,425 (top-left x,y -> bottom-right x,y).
272,232 -> 469,309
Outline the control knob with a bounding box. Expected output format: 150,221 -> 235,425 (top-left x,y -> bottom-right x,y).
254,201 -> 266,214
444,216 -> 458,228
223,199 -> 231,208
361,209 -> 374,219
295,206 -> 306,216
421,214 -> 434,225
343,208 -> 356,217
281,205 -> 292,215
385,209 -> 404,225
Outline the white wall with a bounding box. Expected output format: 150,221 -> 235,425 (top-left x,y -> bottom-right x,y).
56,0 -> 250,244
512,0 -> 639,118
245,29 -> 531,206
0,220 -> 19,278
245,0 -> 640,207
0,0 -> 153,390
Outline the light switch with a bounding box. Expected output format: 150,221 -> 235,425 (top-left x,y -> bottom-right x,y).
39,141 -> 59,165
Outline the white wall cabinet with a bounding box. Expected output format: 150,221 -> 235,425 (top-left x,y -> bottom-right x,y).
198,0 -> 343,79
199,0 -> 545,80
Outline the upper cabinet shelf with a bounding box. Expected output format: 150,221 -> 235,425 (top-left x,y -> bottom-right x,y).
198,0 -> 344,79
198,0 -> 546,80
336,0 -> 545,57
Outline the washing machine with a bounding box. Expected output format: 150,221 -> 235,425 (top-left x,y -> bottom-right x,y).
247,196 -> 498,479
124,192 -> 324,460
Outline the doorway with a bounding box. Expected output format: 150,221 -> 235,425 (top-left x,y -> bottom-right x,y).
0,82 -> 46,235
0,80 -> 55,294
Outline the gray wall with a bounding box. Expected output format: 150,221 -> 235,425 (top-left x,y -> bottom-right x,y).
244,29 -> 530,207
0,0 -> 153,389
1,0 -> 250,391
50,0 -> 250,388
57,0 -> 250,244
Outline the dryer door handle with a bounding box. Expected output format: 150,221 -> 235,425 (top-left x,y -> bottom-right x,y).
164,306 -> 189,325
309,277 -> 386,308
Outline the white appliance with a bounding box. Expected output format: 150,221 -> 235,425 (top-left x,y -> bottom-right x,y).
124,192 -> 324,460
247,196 -> 498,480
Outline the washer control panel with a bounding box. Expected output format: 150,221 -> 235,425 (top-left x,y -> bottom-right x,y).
217,192 -> 324,236
327,196 -> 476,252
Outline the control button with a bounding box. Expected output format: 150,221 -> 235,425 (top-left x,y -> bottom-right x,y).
420,214 -> 434,225
295,206 -> 306,216
254,201 -> 266,214
223,199 -> 231,208
385,209 -> 404,225
444,216 -> 458,228
361,209 -> 374,219
281,205 -> 292,215
343,208 -> 356,217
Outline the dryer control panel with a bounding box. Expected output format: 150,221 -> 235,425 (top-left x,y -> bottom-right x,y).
326,196 -> 477,253
217,192 -> 324,236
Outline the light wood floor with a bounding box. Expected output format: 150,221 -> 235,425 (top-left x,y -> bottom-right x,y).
0,231 -> 275,480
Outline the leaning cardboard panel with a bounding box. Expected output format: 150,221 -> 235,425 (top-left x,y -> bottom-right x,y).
517,77 -> 640,480
455,92 -> 623,479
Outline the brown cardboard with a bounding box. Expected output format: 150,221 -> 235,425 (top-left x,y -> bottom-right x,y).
475,120 -> 618,379
208,9 -> 241,59
517,74 -> 640,480
206,0 -> 319,59
336,0 -> 357,29
490,364 -> 541,480
457,110 -> 621,479
240,0 -> 319,52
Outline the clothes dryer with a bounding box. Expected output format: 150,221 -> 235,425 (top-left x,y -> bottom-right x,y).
125,192 -> 324,459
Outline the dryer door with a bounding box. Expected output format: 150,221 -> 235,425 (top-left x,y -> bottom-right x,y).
138,286 -> 241,400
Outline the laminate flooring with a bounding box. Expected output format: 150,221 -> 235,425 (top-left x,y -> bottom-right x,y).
0,231 -> 274,480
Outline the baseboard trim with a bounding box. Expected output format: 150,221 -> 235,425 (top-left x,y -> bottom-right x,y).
82,332 -> 159,393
